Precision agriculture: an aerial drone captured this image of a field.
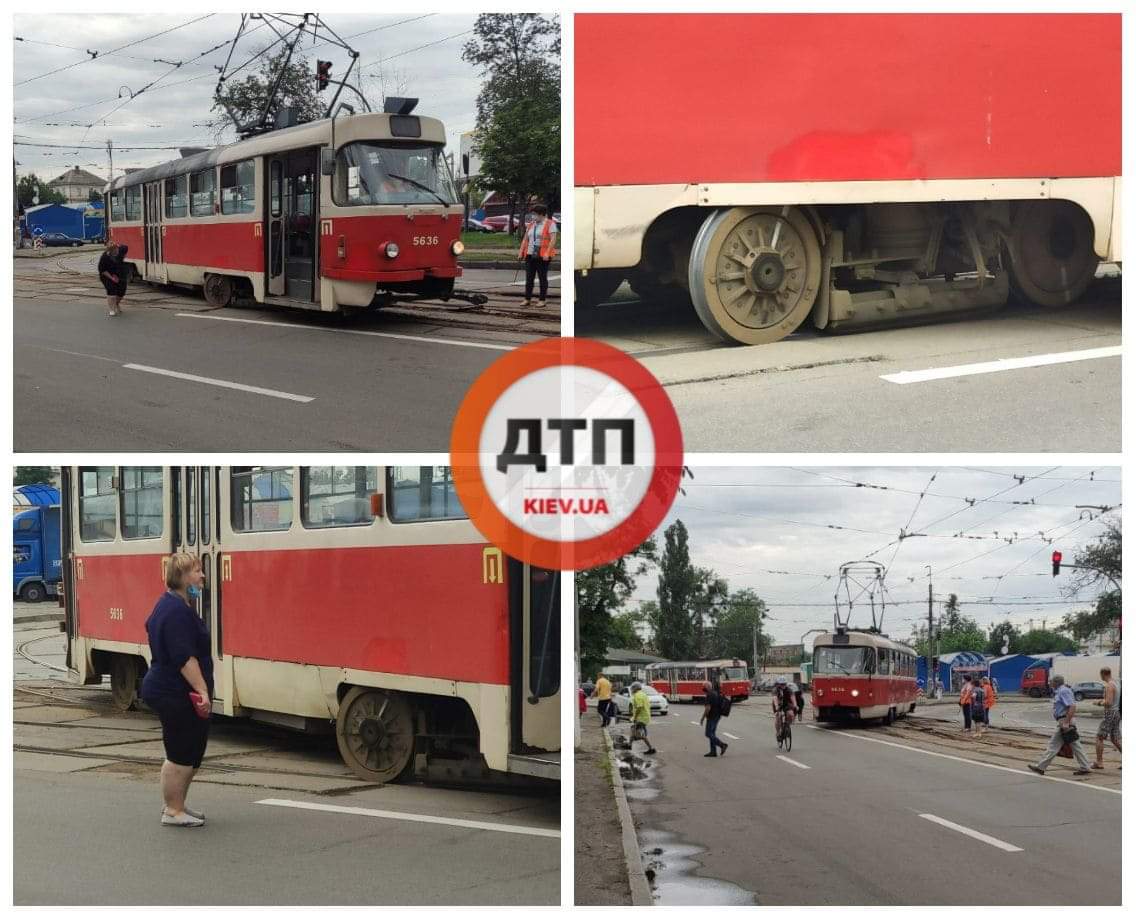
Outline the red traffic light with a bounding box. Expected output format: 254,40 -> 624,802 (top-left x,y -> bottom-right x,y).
1051,550 -> 1062,577
316,60 -> 332,91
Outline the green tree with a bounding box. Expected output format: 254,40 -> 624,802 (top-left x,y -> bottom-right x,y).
88,188 -> 103,204
942,593 -> 962,632
936,617 -> 987,655
576,538 -> 656,680
462,14 -> 561,226
14,466 -> 56,486
653,519 -> 728,659
985,620 -> 1022,655
707,588 -> 769,665
1016,629 -> 1077,655
609,610 -> 645,652
1060,519 -> 1121,645
212,46 -> 323,134
17,173 -> 65,210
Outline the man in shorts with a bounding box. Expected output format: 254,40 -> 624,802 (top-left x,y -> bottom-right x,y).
629,682 -> 656,755
1092,666 -> 1121,769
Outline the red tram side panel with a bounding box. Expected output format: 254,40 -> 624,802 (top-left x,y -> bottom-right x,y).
647,659 -> 751,702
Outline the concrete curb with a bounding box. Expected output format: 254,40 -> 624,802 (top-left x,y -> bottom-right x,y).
14,612 -> 64,626
603,727 -> 653,907
460,259 -> 561,271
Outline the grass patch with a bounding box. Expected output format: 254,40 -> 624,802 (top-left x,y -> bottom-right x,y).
461,230 -> 517,250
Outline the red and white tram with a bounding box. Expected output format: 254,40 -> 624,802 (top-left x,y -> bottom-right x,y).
646,659 -> 751,702
105,108 -> 467,312
59,465 -> 559,784
811,630 -> 918,724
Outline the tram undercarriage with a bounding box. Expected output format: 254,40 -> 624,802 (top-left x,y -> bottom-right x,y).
577,198 -> 1100,345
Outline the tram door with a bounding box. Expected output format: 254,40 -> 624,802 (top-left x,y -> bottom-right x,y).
512,564 -> 560,754
143,181 -> 163,280
268,149 -> 317,301
174,466 -> 228,710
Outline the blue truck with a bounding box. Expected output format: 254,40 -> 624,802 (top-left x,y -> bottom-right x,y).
22,202 -> 105,245
14,504 -> 62,603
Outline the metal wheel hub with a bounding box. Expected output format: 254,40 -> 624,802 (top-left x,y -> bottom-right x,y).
712,213 -> 808,328
358,716 -> 388,750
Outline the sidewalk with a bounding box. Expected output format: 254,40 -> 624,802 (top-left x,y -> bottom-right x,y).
575,717 -> 635,906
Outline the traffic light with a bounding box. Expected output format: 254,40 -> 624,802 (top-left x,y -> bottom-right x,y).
1051,550 -> 1062,577
316,60 -> 332,92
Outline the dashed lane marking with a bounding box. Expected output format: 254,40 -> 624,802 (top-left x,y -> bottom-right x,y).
176,311 -> 514,351
722,732 -> 741,740
918,813 -> 1022,852
122,364 -> 314,402
255,798 -> 560,838
776,755 -> 811,770
880,346 -> 1121,384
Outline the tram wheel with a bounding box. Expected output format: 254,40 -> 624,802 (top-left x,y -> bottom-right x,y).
109,656 -> 140,712
335,686 -> 416,784
1006,200 -> 1098,308
688,206 -> 821,345
203,274 -> 234,308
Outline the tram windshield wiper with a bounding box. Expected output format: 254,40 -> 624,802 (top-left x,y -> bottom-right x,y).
386,173 -> 449,207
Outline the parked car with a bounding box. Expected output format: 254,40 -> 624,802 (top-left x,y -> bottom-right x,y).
464,218 -> 496,232
480,214 -> 518,232
1071,681 -> 1105,701
613,685 -> 669,718
38,231 -> 85,247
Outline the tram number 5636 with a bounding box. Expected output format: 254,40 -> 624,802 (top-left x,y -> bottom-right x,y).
109,607 -> 124,621
412,235 -> 439,246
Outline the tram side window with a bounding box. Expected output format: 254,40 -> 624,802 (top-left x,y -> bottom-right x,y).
302,466 -> 378,528
878,649 -> 891,676
185,468 -> 196,546
200,467 -> 211,544
110,190 -> 125,223
190,168 -> 216,217
231,467 -> 293,533
387,467 -> 467,523
79,466 -> 116,542
124,186 -> 142,221
220,160 -> 255,215
164,175 -> 188,218
121,467 -> 164,540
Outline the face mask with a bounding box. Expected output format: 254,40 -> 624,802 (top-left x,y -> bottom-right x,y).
187,584 -> 202,599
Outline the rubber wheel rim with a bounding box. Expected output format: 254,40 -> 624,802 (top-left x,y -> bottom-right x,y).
335,687 -> 415,783
783,726 -> 792,752
1007,200 -> 1098,307
689,206 -> 821,345
22,584 -> 44,603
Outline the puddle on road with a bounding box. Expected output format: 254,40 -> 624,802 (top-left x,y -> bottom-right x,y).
639,829 -> 755,905
613,744 -> 659,801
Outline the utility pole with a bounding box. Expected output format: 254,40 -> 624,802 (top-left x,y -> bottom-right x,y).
927,567 -> 935,695
106,140 -> 114,184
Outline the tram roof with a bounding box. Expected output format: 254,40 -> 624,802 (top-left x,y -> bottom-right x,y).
106,111 -> 447,192
812,631 -> 916,653
646,659 -> 747,669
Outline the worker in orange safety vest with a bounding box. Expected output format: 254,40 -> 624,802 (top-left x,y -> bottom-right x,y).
518,203 -> 557,307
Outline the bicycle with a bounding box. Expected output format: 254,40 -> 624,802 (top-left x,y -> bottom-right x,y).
775,708 -> 794,752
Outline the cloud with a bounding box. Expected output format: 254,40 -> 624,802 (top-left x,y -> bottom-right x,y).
13,13 -> 495,180
634,466 -> 1121,643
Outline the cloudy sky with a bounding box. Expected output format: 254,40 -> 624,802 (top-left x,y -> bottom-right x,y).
13,13 -> 489,182
630,466 -> 1121,645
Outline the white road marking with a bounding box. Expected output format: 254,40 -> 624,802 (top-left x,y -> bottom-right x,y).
176,312 -> 514,351
64,287 -> 91,294
506,273 -> 562,287
690,721 -> 701,726
722,732 -> 741,740
880,345 -> 1121,384
918,813 -> 1022,852
776,755 -> 811,770
805,724 -> 1120,795
255,798 -> 560,839
122,364 -> 314,403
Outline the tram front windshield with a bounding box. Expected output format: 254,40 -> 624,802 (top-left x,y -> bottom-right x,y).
335,141 -> 458,206
721,667 -> 748,681
813,646 -> 876,675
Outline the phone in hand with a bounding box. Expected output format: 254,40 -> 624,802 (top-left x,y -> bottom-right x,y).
189,691 -> 210,719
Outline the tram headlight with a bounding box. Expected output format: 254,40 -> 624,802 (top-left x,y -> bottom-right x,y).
850,689 -> 860,697
384,242 -> 400,259
451,240 -> 465,256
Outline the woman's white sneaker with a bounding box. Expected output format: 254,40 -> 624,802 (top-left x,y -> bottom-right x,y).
161,811 -> 205,827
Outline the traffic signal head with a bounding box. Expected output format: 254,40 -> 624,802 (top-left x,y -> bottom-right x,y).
316,60 -> 332,91
1052,550 -> 1063,577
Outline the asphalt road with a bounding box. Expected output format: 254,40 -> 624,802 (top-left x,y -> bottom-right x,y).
614,701 -> 1120,905
578,278 -> 1121,451
13,677 -> 559,905
14,296 -> 531,451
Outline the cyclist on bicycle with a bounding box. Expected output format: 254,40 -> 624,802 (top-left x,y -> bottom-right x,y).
772,676 -> 797,738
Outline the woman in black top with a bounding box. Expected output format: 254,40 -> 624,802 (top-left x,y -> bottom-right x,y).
141,552 -> 213,828
97,239 -> 128,316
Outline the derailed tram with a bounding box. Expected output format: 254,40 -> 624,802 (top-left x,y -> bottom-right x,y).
810,629 -> 919,725
59,465 -> 559,784
105,107 -> 474,314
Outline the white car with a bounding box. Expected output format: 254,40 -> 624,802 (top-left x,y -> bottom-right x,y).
613,685 -> 669,718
